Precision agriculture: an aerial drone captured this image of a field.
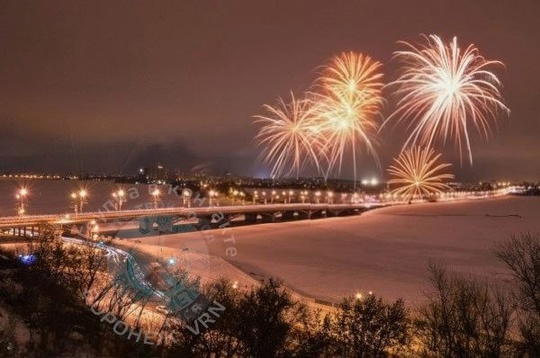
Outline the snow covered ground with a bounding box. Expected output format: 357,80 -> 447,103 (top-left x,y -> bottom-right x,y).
138,196 -> 540,304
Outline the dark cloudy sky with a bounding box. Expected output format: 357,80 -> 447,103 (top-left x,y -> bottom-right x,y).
1,0 -> 538,181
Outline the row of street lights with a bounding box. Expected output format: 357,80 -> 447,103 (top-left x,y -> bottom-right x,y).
69,187 -> 200,214
11,185 -> 507,216
252,190 -> 343,204
13,187 -> 356,216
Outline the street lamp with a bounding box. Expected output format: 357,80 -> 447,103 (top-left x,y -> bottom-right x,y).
15,188 -> 28,215
253,190 -> 258,205
240,192 -> 245,205
327,191 -> 334,204
90,224 -> 99,240
112,189 -> 126,211
182,189 -> 192,208
262,191 -> 267,205
79,189 -> 87,212
70,189 -> 89,215
87,219 -> 96,236
208,190 -> 215,206
315,191 -> 321,204
271,190 -> 276,204
151,189 -> 161,209
71,192 -> 78,215
232,189 -> 238,205
341,193 -> 348,203
288,190 -> 294,204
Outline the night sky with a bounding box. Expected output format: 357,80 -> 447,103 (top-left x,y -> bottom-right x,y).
1,0 -> 538,181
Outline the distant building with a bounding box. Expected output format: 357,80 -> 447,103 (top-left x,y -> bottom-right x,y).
448,182 -> 463,190
139,164 -> 167,183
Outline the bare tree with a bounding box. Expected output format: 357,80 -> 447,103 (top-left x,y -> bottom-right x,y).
417,262 -> 516,357
494,232 -> 540,356
329,294 -> 409,357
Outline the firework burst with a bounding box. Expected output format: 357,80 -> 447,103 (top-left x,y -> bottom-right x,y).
385,34 -> 510,164
254,92 -> 324,178
387,146 -> 454,202
314,52 -> 384,179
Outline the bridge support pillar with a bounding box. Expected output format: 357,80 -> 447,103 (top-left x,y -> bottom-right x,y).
215,214 -> 232,229
298,211 -> 311,220
197,216 -> 212,231
261,212 -> 276,223
244,213 -> 258,224
282,211 -> 295,221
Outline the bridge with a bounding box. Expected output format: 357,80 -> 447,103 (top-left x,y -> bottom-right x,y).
0,202 -> 392,236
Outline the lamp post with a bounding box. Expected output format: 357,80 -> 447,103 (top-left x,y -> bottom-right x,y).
15,188 -> 28,215
90,223 -> 99,241
71,192 -> 78,215
70,189 -> 89,215
300,190 -> 307,203
315,191 -> 321,204
262,191 -> 267,205
208,190 -> 215,207
240,192 -> 245,205
232,189 -> 238,205
79,189 -> 88,212
151,189 -> 160,209
182,189 -> 192,208
271,190 -> 276,204
288,190 -> 294,204
253,191 -> 258,205
112,189 -> 126,211
327,191 -> 334,204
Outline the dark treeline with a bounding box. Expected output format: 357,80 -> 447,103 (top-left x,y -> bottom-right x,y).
0,229 -> 539,357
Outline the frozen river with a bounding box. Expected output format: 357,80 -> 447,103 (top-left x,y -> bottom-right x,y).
140,196 -> 540,304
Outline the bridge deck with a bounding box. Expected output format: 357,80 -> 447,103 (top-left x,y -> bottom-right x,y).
0,202 -> 392,229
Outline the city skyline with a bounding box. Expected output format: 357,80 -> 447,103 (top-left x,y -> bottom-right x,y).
1,1 -> 539,181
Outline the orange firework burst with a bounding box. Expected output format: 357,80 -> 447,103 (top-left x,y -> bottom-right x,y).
314,52 -> 384,179
385,35 -> 510,164
255,52 -> 384,180
387,146 -> 454,202
254,92 -> 324,178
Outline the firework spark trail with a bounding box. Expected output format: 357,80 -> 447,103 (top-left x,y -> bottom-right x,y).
255,52 -> 384,181
254,92 -> 325,178
384,34 -> 510,165
313,52 -> 384,180
387,146 -> 454,202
